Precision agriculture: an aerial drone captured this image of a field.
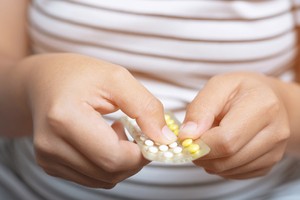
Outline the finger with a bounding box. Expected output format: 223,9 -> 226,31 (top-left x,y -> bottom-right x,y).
48,102 -> 148,173
107,67 -> 176,144
217,148 -> 283,177
185,90 -> 274,160
194,123 -> 286,168
218,167 -> 272,180
196,140 -> 285,175
111,121 -> 128,140
179,75 -> 241,140
42,162 -> 116,189
36,132 -> 144,184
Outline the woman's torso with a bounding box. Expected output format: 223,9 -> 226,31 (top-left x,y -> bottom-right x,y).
7,0 -> 300,199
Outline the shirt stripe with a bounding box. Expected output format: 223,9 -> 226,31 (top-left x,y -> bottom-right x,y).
19,0 -> 300,199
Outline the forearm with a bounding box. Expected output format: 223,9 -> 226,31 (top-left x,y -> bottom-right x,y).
0,56 -> 34,137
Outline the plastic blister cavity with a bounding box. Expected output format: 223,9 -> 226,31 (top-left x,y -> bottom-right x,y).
120,112 -> 210,164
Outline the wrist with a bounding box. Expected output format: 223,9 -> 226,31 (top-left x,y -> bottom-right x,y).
0,53 -> 69,137
267,76 -> 300,155
0,55 -> 34,136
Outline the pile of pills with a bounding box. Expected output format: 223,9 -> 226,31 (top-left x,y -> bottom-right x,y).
120,112 -> 210,164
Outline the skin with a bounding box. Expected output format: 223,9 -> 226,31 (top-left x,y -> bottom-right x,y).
1,0 -> 300,188
0,0 -> 176,189
179,72 -> 300,179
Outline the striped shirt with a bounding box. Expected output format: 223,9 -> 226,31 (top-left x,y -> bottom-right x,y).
8,0 -> 300,199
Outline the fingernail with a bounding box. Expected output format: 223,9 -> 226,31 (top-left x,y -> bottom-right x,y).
180,122 -> 198,134
162,125 -> 177,142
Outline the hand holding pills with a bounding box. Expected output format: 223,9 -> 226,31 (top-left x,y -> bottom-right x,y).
20,53 -> 177,188
179,72 -> 291,179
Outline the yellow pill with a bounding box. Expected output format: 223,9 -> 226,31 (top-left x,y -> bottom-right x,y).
182,138 -> 193,147
166,119 -> 175,125
188,144 -> 200,154
164,114 -> 171,121
173,129 -> 179,136
169,124 -> 179,132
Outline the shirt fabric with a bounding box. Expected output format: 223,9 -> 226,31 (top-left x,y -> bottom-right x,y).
1,0 -> 300,199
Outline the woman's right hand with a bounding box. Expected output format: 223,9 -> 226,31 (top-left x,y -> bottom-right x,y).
11,53 -> 177,188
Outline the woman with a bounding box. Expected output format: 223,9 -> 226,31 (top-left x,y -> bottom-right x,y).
1,0 -> 300,199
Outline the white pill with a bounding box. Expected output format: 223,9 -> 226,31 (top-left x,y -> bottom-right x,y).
145,140 -> 154,146
159,145 -> 169,152
173,146 -> 183,154
139,136 -> 146,141
164,151 -> 174,158
148,146 -> 158,153
169,142 -> 178,148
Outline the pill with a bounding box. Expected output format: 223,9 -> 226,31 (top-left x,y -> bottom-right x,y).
173,146 -> 183,154
173,129 -> 179,136
148,146 -> 159,153
188,144 -> 200,154
164,151 -> 174,158
166,119 -> 175,125
139,136 -> 146,141
145,140 -> 154,146
164,114 -> 171,121
182,138 -> 193,147
169,124 -> 179,132
120,113 -> 210,163
169,142 -> 178,148
159,145 -> 169,152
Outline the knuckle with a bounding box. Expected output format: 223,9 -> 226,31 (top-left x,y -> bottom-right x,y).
255,88 -> 281,118
186,102 -> 203,114
207,75 -> 223,88
34,134 -> 54,158
209,163 -> 227,174
46,104 -> 70,131
264,97 -> 281,116
102,164 -> 118,174
209,74 -> 224,84
101,156 -> 123,174
278,126 -> 290,141
218,135 -> 238,157
110,66 -> 131,82
143,97 -> 164,114
221,144 -> 236,157
208,73 -> 239,86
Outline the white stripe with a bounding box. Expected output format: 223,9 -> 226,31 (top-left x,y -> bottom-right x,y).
30,25 -> 296,73
30,7 -> 296,61
35,0 -> 295,41
68,0 -> 291,20
22,1 -> 300,199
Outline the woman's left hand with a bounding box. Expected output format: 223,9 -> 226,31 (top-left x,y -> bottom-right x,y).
179,72 -> 290,179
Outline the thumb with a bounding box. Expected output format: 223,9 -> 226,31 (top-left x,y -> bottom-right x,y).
108,68 -> 177,144
179,76 -> 239,140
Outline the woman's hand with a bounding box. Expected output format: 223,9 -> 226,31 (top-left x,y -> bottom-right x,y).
17,53 -> 176,188
179,72 -> 290,179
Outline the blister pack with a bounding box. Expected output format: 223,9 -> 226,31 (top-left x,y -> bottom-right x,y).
120,112 -> 210,164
